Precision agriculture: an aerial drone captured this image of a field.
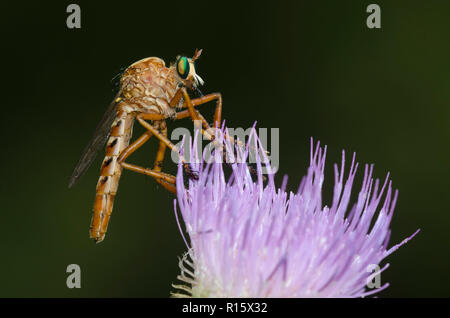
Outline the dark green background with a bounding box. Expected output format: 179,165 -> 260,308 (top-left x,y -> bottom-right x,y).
0,0 -> 448,297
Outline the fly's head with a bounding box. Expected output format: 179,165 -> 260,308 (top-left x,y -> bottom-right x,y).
173,48 -> 205,93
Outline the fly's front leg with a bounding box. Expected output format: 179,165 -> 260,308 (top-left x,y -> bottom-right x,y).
191,93 -> 222,129
181,90 -> 268,155
173,88 -> 268,181
171,87 -> 222,129
173,88 -> 243,153
177,88 -> 253,152
182,89 -> 222,129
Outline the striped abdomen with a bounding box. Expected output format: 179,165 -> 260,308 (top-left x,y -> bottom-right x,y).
90,108 -> 135,242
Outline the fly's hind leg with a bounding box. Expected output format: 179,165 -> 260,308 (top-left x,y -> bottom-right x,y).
136,114 -> 198,181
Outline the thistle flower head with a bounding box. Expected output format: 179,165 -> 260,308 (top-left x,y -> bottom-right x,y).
172,128 -> 419,298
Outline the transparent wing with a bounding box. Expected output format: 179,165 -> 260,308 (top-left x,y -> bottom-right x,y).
68,94 -> 121,188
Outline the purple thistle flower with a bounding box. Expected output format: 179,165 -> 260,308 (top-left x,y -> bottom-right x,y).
172,128 -> 419,298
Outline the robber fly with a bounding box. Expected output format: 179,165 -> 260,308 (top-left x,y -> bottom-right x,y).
68,49 -> 223,243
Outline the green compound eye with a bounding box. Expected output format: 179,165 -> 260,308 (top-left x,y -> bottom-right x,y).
176,56 -> 190,79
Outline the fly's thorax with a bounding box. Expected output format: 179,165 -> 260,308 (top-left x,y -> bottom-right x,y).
120,57 -> 181,117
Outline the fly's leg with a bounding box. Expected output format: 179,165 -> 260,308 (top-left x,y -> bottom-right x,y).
136,114 -> 197,181
117,131 -> 177,192
182,89 -> 222,129
117,131 -> 153,163
120,162 -> 176,185
147,122 -> 196,192
170,87 -> 221,130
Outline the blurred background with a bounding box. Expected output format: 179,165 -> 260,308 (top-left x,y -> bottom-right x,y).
0,0 -> 448,297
